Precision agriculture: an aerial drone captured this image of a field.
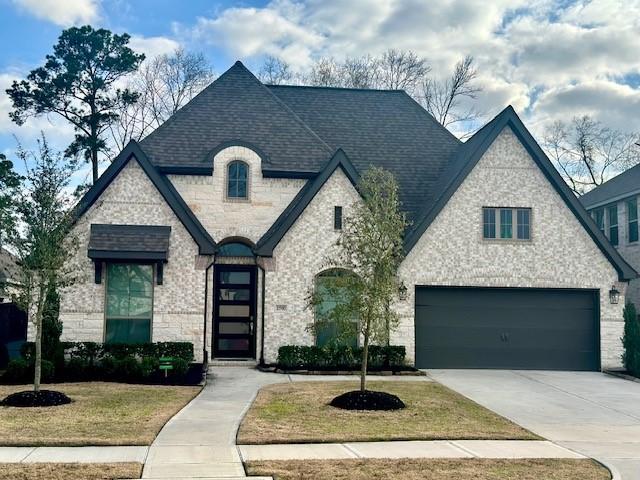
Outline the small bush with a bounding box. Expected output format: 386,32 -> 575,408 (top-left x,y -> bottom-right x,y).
623,303 -> 640,377
171,358 -> 189,377
3,358 -> 29,383
113,356 -> 142,382
140,357 -> 159,378
276,345 -> 406,370
63,357 -> 89,381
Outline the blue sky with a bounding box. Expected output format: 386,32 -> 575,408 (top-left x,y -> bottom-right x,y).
0,0 -> 639,181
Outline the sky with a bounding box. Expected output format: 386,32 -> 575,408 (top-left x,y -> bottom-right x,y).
0,0 -> 639,182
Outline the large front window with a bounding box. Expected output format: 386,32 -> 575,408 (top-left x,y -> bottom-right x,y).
105,263 -> 153,343
482,207 -> 531,241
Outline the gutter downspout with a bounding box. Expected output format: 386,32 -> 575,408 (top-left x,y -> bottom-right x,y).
260,265 -> 266,365
203,259 -> 215,369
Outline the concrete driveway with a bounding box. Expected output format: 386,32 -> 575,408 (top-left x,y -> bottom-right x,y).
428,370 -> 640,480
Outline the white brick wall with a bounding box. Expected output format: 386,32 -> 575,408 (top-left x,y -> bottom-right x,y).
394,127 -> 626,369
54,159 -> 209,362
262,168 -> 360,362
168,146 -> 306,244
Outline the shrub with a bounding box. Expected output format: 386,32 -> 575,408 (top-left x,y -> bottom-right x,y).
63,357 -> 89,381
276,345 -> 406,370
623,303 -> 640,377
171,358 -> 189,377
3,358 -> 29,383
113,356 -> 142,382
140,357 -> 159,378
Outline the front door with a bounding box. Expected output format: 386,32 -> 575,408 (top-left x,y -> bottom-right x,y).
213,265 -> 256,358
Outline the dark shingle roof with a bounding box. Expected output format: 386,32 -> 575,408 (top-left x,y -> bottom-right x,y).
140,61 -> 332,171
267,85 -> 461,221
88,224 -> 171,261
580,163 -> 640,209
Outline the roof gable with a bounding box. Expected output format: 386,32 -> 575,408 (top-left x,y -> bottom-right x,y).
139,61 -> 332,171
74,141 -> 216,255
580,162 -> 640,209
404,106 -> 636,281
255,149 -> 360,256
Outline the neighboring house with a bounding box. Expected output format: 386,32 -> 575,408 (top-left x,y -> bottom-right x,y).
581,163 -> 640,309
0,248 -> 20,303
0,248 -> 26,367
46,61 -> 635,372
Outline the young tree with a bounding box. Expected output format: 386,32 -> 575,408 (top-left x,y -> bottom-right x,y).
12,135 -> 79,392
544,116 -> 640,195
310,167 -> 407,392
422,55 -> 482,129
110,48 -> 214,150
6,26 -> 145,183
0,154 -> 22,247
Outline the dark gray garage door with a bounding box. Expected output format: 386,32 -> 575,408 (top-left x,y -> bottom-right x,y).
415,287 -> 599,371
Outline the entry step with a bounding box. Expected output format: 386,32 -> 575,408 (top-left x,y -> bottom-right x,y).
208,358 -> 258,368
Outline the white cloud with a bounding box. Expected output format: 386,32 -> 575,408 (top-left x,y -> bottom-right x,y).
128,35 -> 181,59
11,0 -> 100,26
175,0 -> 640,135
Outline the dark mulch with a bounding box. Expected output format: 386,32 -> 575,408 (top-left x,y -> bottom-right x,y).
330,390 -> 405,411
1,389 -> 72,407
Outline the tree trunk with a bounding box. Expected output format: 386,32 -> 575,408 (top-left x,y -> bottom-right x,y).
33,282 -> 46,392
360,324 -> 370,392
91,144 -> 99,184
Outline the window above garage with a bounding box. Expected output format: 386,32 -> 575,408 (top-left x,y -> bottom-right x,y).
483,207 -> 531,241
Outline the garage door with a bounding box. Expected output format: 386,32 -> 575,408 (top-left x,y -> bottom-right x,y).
415,287 -> 599,371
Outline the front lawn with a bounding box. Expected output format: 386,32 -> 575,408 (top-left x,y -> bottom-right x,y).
0,462 -> 142,480
0,383 -> 200,446
246,459 -> 611,480
237,381 -> 537,444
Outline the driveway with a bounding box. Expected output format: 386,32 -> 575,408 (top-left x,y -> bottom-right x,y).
429,370 -> 640,479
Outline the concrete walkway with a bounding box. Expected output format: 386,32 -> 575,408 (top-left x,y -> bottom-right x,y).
429,370 -> 640,480
142,366 -> 283,479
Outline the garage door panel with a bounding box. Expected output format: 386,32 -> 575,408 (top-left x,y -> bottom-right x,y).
415,287 -> 599,371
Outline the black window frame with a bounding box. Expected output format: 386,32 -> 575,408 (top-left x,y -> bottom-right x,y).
628,198 -> 638,243
226,160 -> 249,200
608,204 -> 618,246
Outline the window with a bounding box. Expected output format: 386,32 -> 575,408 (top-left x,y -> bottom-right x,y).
483,208 -> 496,239
314,270 -> 358,348
105,263 -> 153,343
217,242 -> 254,257
482,207 -> 531,241
334,206 -> 343,230
227,161 -> 248,199
608,205 -> 618,246
592,208 -> 604,234
517,208 -> 530,240
629,198 -> 638,243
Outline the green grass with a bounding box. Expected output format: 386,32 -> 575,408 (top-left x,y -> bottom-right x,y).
237,381 -> 538,444
0,382 -> 200,446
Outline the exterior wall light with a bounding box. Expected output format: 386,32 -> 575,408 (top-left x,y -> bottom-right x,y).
398,282 -> 408,301
609,286 -> 620,304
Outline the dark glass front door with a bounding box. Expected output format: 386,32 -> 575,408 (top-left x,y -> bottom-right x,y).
213,265 -> 256,358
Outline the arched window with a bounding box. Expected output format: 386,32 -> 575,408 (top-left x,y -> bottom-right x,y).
227,161 -> 248,199
217,242 -> 254,257
314,269 -> 358,348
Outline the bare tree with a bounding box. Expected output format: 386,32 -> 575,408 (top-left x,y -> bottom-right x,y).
340,55 -> 379,89
258,55 -> 293,85
305,57 -> 343,87
110,48 -> 214,151
422,55 -> 481,129
544,116 -> 640,195
377,49 -> 430,92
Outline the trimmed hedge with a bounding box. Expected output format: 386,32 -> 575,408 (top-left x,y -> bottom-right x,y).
21,341 -> 194,364
277,345 -> 406,370
7,341 -> 196,384
623,303 -> 640,377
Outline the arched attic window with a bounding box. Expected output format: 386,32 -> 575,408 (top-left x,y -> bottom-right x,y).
314,269 -> 359,348
227,160 -> 248,199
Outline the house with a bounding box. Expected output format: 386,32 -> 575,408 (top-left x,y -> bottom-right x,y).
580,163 -> 640,309
51,61 -> 635,371
0,248 -> 26,367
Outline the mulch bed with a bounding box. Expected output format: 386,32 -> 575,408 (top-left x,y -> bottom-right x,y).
258,365 -> 425,376
330,390 -> 406,411
1,389 -> 72,407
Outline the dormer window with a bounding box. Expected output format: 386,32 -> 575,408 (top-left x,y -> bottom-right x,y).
227,161 -> 248,199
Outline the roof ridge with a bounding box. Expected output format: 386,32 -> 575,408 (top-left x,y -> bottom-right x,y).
267,84 -> 407,94
239,63 -> 334,154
